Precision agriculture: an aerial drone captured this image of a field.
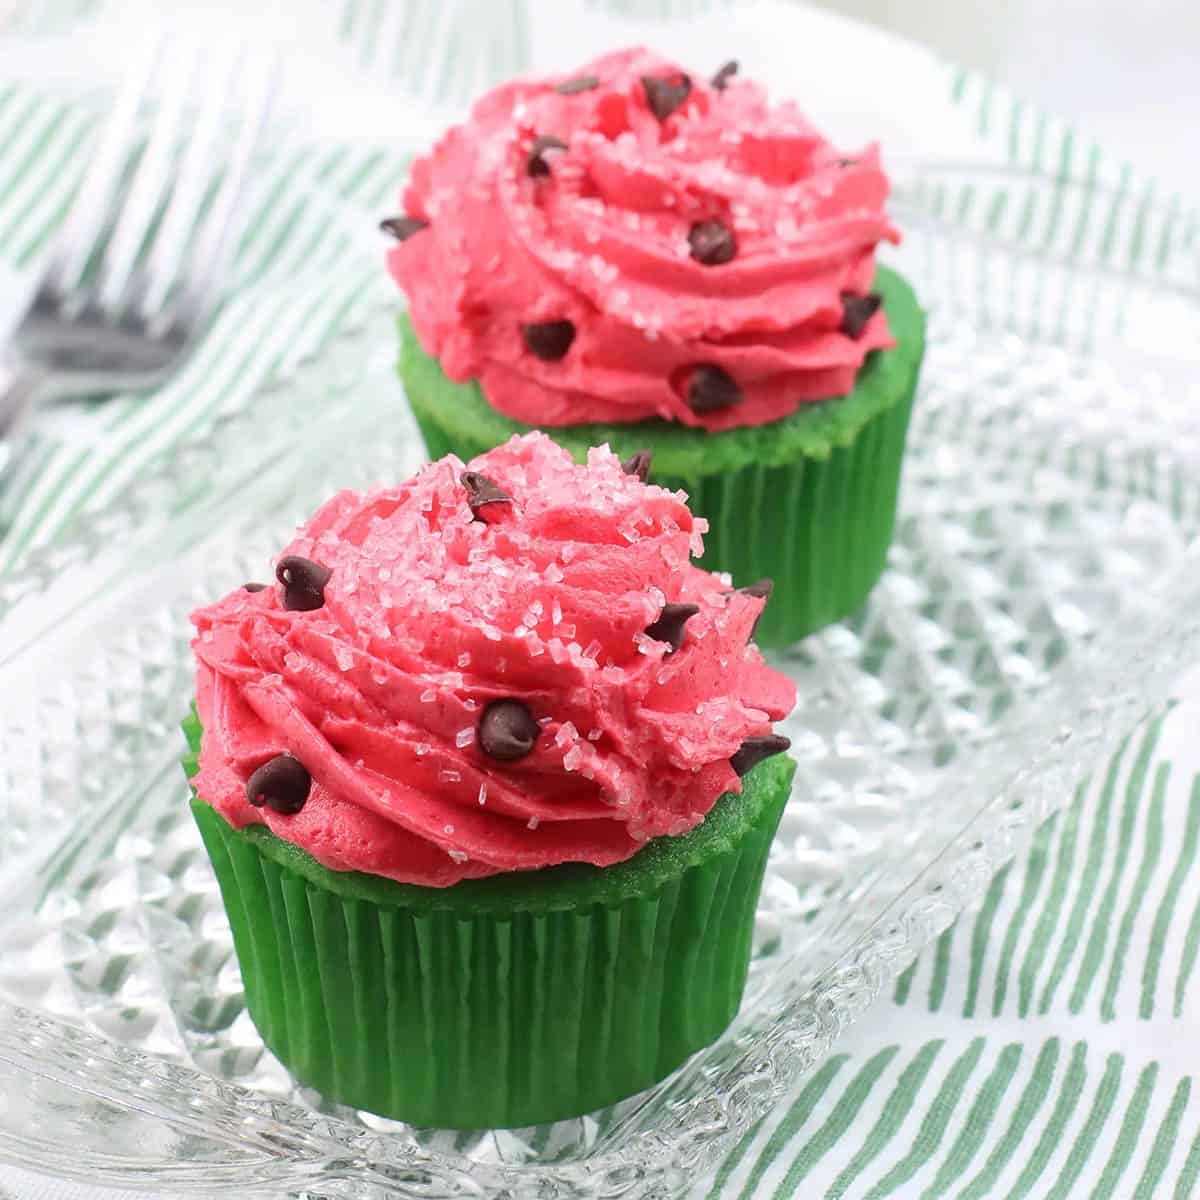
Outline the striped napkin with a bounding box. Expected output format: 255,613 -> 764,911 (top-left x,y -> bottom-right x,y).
1,2 -> 1199,1198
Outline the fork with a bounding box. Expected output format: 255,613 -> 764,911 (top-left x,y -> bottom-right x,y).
0,35 -> 278,472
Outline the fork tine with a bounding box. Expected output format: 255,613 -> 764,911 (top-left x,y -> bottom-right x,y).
167,48 -> 279,327
94,41 -> 205,314
135,48 -> 241,320
46,35 -> 165,298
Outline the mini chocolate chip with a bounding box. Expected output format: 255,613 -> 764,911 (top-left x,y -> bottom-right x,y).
688,219 -> 737,265
687,365 -> 742,414
836,157 -> 858,167
528,134 -> 567,178
641,73 -> 692,121
379,216 -> 428,241
276,555 -> 331,612
738,578 -> 774,639
645,602 -> 699,654
556,74 -> 599,95
478,699 -> 540,762
461,471 -> 513,520
621,449 -> 653,483
840,291 -> 883,339
730,734 -> 791,777
523,319 -> 575,361
711,60 -> 739,91
739,579 -> 773,600
246,754 -> 311,815
242,582 -> 267,593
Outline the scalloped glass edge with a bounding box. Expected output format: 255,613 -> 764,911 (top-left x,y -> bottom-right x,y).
1,163 -> 1200,1198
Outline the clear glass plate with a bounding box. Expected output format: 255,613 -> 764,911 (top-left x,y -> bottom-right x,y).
1,164 -> 1200,1199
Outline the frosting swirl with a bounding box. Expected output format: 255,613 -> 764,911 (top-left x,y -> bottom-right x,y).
387,47 -> 898,432
192,434 -> 796,887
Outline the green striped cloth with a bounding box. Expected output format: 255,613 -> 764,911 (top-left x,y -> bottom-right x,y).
709,707 -> 1200,1198
1,3 -> 1199,1198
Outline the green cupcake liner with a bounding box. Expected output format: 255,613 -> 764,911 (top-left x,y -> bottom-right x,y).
399,263 -> 926,646
669,384 -> 915,646
183,711 -> 794,1129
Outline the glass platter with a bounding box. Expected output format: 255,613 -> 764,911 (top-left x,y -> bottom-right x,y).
1,164 -> 1200,1198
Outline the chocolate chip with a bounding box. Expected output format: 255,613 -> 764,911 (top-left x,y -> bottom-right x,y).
478,699 -> 540,762
739,579 -> 773,600
461,471 -> 513,520
523,319 -> 575,361
242,582 -> 267,593
528,134 -> 567,177
840,292 -> 882,339
276,556 -> 331,612
246,754 -> 311,815
641,73 -> 692,121
645,602 -> 699,654
688,219 -> 737,265
711,60 -> 738,91
836,157 -> 858,168
379,216 -> 428,241
738,578 -> 774,639
556,74 -> 599,95
621,449 -> 652,483
730,734 -> 791,777
686,365 -> 742,414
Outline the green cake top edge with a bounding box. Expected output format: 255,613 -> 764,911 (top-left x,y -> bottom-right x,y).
183,708 -> 795,915
397,262 -> 925,477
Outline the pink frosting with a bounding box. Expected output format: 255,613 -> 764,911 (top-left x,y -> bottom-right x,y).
387,47 -> 898,432
191,434 -> 796,887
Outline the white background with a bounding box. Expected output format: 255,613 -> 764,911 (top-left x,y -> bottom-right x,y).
818,0 -> 1200,195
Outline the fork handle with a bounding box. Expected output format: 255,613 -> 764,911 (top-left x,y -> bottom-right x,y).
0,354 -> 46,452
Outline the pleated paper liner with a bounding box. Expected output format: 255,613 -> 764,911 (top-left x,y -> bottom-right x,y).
183,711 -> 795,1129
399,264 -> 926,647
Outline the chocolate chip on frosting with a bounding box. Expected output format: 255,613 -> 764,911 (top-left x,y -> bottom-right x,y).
730,734 -> 791,777
688,219 -> 737,265
242,582 -> 268,593
276,556 -> 331,612
527,135 -> 567,177
641,73 -> 692,121
710,60 -> 739,91
461,471 -> 513,519
379,216 -> 428,241
686,365 -> 742,414
478,699 -> 541,761
738,578 -> 774,638
840,291 -> 883,339
739,579 -> 773,600
555,74 -> 599,95
246,753 -> 311,815
621,449 -> 653,483
645,602 -> 699,654
523,319 -> 576,361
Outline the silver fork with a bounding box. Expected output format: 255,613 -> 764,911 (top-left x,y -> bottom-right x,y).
0,35 -> 279,470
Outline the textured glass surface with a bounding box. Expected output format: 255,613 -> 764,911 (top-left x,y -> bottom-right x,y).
1,167 -> 1200,1198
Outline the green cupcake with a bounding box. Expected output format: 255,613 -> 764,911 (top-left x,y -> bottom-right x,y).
186,433 -> 797,1128
384,48 -> 925,646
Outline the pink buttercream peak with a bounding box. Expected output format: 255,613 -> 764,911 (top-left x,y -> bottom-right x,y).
388,47 -> 897,431
191,434 -> 795,886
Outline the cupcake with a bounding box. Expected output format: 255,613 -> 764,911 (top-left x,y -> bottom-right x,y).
184,432 -> 796,1129
384,48 -> 925,648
